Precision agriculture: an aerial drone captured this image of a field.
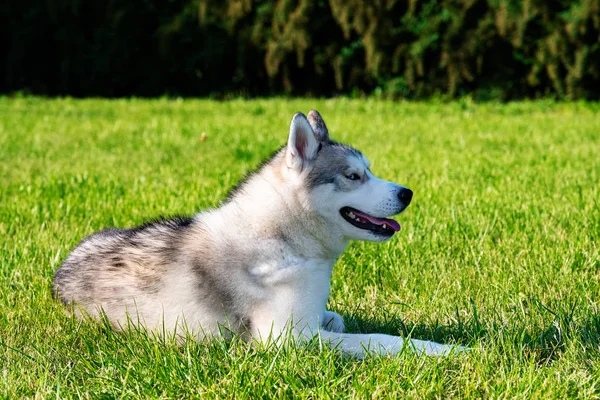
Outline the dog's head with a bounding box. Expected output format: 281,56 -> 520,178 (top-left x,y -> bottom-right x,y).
283,110 -> 412,242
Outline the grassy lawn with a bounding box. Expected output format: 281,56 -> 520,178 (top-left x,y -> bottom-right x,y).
1,97 -> 599,398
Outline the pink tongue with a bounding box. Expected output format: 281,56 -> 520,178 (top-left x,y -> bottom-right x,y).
355,210 -> 401,232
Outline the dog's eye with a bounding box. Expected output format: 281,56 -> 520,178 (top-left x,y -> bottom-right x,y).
345,173 -> 360,181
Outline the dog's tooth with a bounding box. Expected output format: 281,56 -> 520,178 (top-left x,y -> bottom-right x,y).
348,212 -> 355,218
383,224 -> 387,229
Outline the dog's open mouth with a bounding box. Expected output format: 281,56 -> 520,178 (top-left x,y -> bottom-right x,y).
340,207 -> 400,236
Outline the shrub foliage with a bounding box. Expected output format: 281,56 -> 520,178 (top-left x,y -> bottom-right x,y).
3,0 -> 599,99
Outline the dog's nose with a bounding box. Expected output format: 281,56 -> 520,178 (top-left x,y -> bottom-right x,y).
398,188 -> 413,205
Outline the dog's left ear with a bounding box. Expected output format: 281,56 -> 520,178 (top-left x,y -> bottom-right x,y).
307,109 -> 329,142
286,112 -> 319,171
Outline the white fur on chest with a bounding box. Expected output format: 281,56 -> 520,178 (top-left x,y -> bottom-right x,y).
249,257 -> 334,339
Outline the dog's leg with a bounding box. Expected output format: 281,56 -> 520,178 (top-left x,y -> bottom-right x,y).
251,314 -> 461,357
321,311 -> 345,333
314,330 -> 461,357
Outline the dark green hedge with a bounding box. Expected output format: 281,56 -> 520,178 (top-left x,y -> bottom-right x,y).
3,0 -> 600,99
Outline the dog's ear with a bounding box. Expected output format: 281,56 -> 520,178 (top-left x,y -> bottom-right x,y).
307,109 -> 329,142
286,112 -> 319,170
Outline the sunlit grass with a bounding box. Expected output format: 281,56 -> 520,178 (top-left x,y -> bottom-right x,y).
1,97 -> 599,397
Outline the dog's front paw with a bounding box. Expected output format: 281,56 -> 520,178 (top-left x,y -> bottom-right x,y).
322,311 -> 345,333
413,340 -> 469,356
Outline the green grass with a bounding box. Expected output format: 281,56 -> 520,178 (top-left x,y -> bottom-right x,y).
1,97 -> 600,398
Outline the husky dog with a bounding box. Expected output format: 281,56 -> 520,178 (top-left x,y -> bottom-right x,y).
54,110 -> 459,357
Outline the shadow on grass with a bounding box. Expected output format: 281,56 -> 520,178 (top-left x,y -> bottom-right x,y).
338,299 -> 600,364
341,312 -> 479,347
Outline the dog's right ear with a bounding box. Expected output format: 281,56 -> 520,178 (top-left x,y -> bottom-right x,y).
307,109 -> 329,142
286,112 -> 319,171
